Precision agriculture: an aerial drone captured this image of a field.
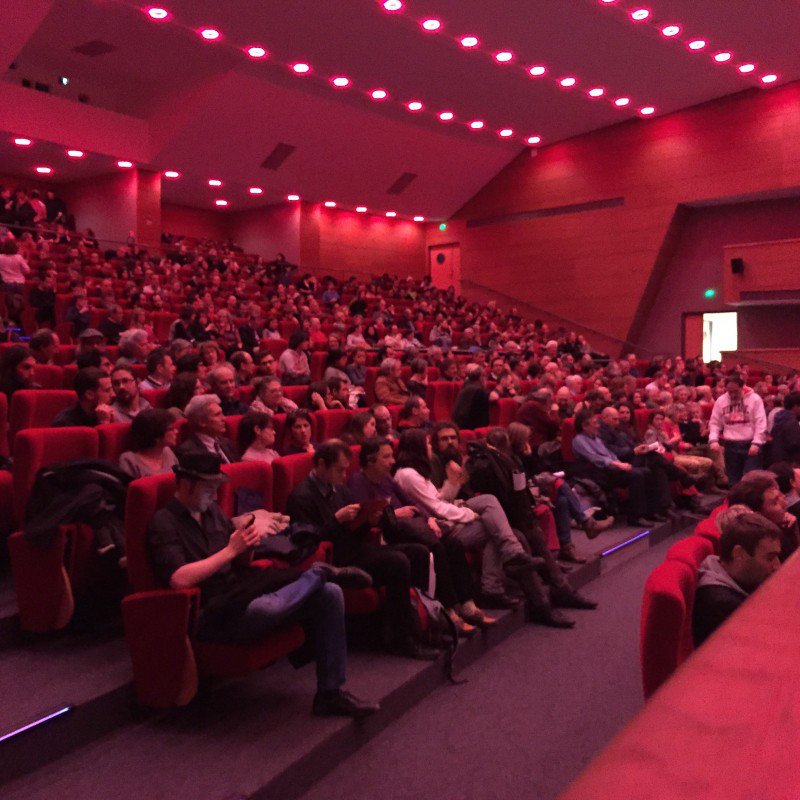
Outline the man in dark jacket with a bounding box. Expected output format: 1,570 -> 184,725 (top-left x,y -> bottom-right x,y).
452,365 -> 497,431
692,509 -> 781,646
176,394 -> 238,463
769,391 -> 800,464
287,440 -> 438,660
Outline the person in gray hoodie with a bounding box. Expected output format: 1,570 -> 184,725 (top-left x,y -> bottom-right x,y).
692,507 -> 782,647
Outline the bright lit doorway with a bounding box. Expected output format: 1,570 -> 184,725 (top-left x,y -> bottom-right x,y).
703,312 -> 738,362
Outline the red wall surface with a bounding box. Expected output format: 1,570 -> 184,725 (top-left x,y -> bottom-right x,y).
161,202 -> 229,242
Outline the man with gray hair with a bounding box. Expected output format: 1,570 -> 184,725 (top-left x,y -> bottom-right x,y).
452,365 -> 499,430
176,393 -> 237,462
374,357 -> 409,405
207,363 -> 248,416
118,328 -> 151,364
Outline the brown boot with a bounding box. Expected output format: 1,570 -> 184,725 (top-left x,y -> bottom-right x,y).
558,543 -> 587,564
583,515 -> 614,540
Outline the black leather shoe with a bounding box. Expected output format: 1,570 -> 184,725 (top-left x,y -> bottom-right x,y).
314,563 -> 373,589
503,552 -> 546,575
390,638 -> 442,661
551,588 -> 598,610
313,689 -> 380,718
528,607 -> 575,629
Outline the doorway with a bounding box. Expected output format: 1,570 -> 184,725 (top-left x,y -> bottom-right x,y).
428,243 -> 461,294
703,312 -> 738,362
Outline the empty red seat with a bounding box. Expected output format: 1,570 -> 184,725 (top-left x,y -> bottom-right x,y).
426,381 -> 458,422
8,389 -> 77,447
97,422 -> 133,463
695,518 -> 721,554
561,417 -> 575,463
634,408 -> 651,440
219,460 -> 273,516
282,385 -> 308,407
489,397 -> 519,427
666,535 -> 713,569
33,364 -> 65,389
140,388 -> 168,409
315,408 -> 354,441
272,452 -> 314,513
0,393 -> 8,458
640,558 -> 699,698
310,351 -> 327,381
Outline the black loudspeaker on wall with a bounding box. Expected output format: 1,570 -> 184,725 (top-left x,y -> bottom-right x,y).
731,257 -> 745,274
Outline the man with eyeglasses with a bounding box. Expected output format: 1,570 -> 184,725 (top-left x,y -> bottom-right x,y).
110,365 -> 151,422
255,351 -> 279,379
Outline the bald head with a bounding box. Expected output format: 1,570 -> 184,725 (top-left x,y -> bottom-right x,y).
601,406 -> 619,427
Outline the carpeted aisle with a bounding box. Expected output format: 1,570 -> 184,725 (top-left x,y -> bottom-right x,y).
298,538 -> 674,800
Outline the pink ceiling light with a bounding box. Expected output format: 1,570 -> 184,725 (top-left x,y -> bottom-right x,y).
66,150 -> 84,158
630,8 -> 650,21
498,128 -> 513,138
117,160 -> 133,168
331,76 -> 350,88
761,74 -> 778,84
469,120 -> 484,130
287,194 -> 300,201
527,135 -> 542,145
413,216 -> 425,222
324,201 -> 336,208
406,101 -> 423,111
13,137 -> 32,146
370,89 -> 388,100
688,39 -> 707,51
614,97 -> 630,107
246,46 -> 267,59
292,63 -> 311,74
639,106 -> 655,116
714,51 -> 732,63
208,179 -> 222,186
438,111 -> 454,121
163,170 -> 180,178
249,187 -> 263,195
661,25 -> 680,37
356,206 -> 368,213
386,211 -> 397,217
214,199 -> 228,207
199,28 -> 220,40
738,63 -> 756,74
559,77 -> 577,88
459,36 -> 479,48
588,87 -> 605,98
145,7 -> 169,20
494,51 -> 514,63
421,19 -> 441,32
528,65 -> 546,77
383,0 -> 403,11
35,166 -> 52,174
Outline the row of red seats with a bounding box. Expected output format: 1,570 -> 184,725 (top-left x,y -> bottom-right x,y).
639,503 -> 726,698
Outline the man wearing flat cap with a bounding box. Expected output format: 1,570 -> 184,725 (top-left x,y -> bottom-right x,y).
146,451 -> 379,718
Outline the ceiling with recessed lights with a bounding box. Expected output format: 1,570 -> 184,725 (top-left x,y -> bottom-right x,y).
1,0 -> 798,219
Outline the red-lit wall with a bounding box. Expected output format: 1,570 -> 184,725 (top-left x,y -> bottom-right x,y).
161,202 -> 229,242
440,81 -> 800,354
228,204 -> 301,263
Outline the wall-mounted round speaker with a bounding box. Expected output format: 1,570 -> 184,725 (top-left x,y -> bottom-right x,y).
436,253 -> 446,265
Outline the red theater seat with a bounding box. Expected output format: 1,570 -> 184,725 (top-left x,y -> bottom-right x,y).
122,474 -> 304,707
666,535 -> 713,569
272,452 -> 314,513
140,388 -> 168,409
561,417 -> 575,463
315,408 -> 354,441
8,389 -> 77,447
97,422 -> 133,463
640,558 -> 699,698
0,393 -> 8,458
489,397 -> 519,427
219,460 -> 274,516
695,518 -> 721,554
33,364 -> 65,389
634,408 -> 651,441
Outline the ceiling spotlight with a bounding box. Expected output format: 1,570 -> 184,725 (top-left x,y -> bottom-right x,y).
66,149 -> 84,158
421,19 -> 441,32
714,52 -> 732,62
35,166 -> 52,174
383,0 -> 403,10
13,137 -> 32,146
371,89 -> 388,100
356,206 -> 368,213
528,65 -> 546,77
761,73 -> 778,84
630,8 -> 650,21
413,216 -> 425,222
249,187 -> 263,195
164,170 -> 180,178
559,77 -> 577,87
495,51 -> 514,63
588,87 -> 605,98
460,36 -> 479,48
599,0 -> 617,3
215,199 -> 228,207
438,111 -> 454,121
498,128 -> 513,138
661,25 -> 680,37
407,101 -> 423,111
324,201 -> 336,208
208,179 -> 222,187
292,63 -> 311,74
117,160 -> 133,168
146,7 -> 169,20
738,63 -> 756,74
58,76 -> 69,87
688,39 -> 707,50
200,28 -> 220,40
469,120 -> 484,130
639,106 -> 655,115
331,76 -> 350,88
287,194 -> 300,201
614,97 -> 631,107
386,211 -> 397,217
246,46 -> 267,59
527,135 -> 542,145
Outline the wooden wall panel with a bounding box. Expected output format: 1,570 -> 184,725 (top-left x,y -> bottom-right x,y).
723,238 -> 800,303
441,82 -> 800,352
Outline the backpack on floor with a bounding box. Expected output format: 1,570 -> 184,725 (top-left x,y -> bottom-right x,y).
409,588 -> 464,684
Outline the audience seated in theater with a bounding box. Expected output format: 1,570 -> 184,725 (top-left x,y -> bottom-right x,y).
29,273 -> 56,328
438,358 -> 459,382
345,347 -> 368,388
467,427 -> 598,626
119,408 -> 179,478
255,350 -> 279,380
279,330 -> 312,386
118,327 -> 151,365
552,386 -> 574,421
199,341 -> 222,371
29,328 -> 59,365
0,344 -> 37,400
139,347 -> 176,391
164,372 -> 204,415
709,374 -> 768,485
323,350 -> 349,385
348,437 -> 493,635
176,393 -> 237,463
250,376 -> 298,416
692,508 -> 781,648
110,364 -> 151,422
768,391 -> 800,464
208,363 -> 248,416
147,451 -> 379,718
767,461 -> 800,520
238,411 -> 279,464
506,422 -> 613,563
372,403 -> 399,441
99,304 -> 126,345
283,409 -> 315,455
727,470 -> 800,562
452,365 -> 498,431
0,238 -> 30,323
374,357 -> 409,405
52,366 -> 114,427
341,411 -> 377,446
287,440 -> 439,660
516,389 -> 559,449
393,428 -> 552,617
644,408 -> 716,489
228,351 -> 254,388
397,395 -> 432,433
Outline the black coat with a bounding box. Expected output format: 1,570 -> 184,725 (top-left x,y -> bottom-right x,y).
175,432 -> 238,463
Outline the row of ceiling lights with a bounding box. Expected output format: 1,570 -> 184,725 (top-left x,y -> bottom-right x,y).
595,0 -> 779,85
376,0 -> 658,116
10,136 -> 428,222
142,6 -> 545,144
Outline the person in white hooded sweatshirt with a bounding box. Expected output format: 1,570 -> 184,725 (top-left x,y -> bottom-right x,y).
692,507 -> 781,647
708,374 -> 767,485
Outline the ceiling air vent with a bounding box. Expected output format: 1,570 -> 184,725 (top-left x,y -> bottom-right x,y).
386,172 -> 417,195
261,143 -> 296,171
72,40 -> 118,57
